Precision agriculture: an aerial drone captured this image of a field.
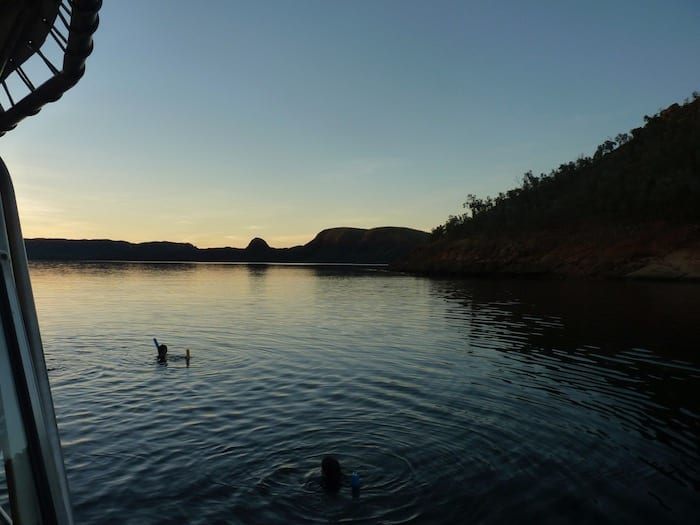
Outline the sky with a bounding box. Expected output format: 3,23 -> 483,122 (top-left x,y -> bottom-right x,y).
1,0 -> 699,248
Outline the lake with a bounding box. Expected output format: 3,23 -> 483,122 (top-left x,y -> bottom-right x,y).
8,262 -> 700,523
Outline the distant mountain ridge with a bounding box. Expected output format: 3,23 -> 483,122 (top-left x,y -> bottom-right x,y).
25,226 -> 430,264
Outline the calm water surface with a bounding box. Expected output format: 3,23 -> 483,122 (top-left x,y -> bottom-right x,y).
15,263 -> 700,523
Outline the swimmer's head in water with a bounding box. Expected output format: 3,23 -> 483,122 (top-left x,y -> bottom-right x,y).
321,455 -> 342,492
157,344 -> 168,360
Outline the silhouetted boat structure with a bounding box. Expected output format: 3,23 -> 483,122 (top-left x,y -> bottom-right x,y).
0,1 -> 101,523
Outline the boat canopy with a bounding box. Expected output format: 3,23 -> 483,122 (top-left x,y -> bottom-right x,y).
0,0 -> 100,136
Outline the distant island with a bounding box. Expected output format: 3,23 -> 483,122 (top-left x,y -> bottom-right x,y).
392,94 -> 700,280
25,226 -> 430,265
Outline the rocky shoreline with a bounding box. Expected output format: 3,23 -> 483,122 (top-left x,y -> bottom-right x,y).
391,222 -> 700,281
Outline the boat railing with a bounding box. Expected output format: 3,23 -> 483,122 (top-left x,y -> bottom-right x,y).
0,1 -> 101,523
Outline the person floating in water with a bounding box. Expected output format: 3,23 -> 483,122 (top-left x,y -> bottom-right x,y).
157,343 -> 168,362
321,455 -> 342,492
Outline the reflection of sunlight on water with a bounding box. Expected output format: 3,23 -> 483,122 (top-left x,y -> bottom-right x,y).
26,262 -> 700,524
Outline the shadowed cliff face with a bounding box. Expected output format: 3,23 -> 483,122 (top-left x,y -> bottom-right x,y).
302,227 -> 431,263
309,227 -> 428,246
392,223 -> 700,280
25,227 -> 430,264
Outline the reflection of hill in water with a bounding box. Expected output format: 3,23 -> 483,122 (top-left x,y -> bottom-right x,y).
430,278 -> 700,478
432,278 -> 699,358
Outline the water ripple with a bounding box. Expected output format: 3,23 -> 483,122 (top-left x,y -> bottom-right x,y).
10,263 -> 698,524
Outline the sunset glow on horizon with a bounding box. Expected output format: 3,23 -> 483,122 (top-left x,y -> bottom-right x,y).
2,0 -> 699,248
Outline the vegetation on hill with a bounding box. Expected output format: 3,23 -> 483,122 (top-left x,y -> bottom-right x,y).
432,93 -> 700,240
394,94 -> 700,279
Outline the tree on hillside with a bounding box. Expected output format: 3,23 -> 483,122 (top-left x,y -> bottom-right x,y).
432,94 -> 700,240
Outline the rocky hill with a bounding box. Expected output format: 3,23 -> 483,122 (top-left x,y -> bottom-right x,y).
25,226 -> 430,265
393,95 -> 700,280
301,227 -> 431,263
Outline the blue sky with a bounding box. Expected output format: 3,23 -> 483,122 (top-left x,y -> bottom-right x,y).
2,0 -> 699,247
